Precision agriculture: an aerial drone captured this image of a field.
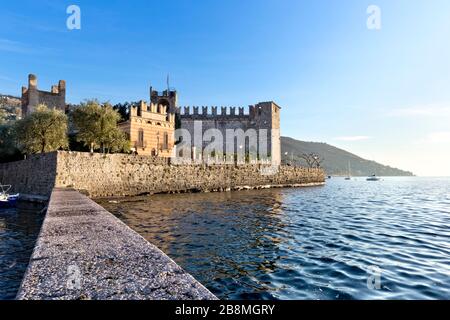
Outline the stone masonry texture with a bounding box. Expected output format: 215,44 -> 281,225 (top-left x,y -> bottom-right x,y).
0,152 -> 57,196
17,188 -> 217,300
0,151 -> 325,198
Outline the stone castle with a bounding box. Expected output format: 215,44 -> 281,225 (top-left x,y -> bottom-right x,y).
19,75 -> 281,164
129,89 -> 281,164
175,101 -> 281,165
21,74 -> 66,116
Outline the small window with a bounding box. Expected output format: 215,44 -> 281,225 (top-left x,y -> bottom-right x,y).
163,132 -> 169,150
138,129 -> 144,147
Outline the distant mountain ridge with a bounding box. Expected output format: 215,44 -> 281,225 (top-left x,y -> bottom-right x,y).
281,136 -> 413,176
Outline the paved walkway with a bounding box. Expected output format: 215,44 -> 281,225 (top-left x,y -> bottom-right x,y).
17,188 -> 217,300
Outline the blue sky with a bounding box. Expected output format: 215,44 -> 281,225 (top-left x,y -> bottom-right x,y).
1,0 -> 450,176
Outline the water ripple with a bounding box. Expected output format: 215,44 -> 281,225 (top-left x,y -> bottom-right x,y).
0,207 -> 44,300
98,177 -> 450,300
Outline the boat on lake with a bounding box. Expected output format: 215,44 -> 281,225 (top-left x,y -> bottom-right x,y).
0,184 -> 19,208
366,174 -> 381,181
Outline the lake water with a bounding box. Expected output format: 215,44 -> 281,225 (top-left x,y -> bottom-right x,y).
0,206 -> 44,300
98,177 -> 450,300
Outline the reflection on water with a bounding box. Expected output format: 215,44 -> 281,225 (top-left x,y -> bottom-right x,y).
98,177 -> 450,300
0,206 -> 44,300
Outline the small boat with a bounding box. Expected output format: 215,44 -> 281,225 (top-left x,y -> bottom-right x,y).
0,184 -> 19,208
366,174 -> 381,181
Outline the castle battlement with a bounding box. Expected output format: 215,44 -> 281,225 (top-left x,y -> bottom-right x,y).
178,101 -> 281,165
131,84 -> 282,165
129,100 -> 175,123
21,74 -> 66,116
177,106 -> 252,118
150,87 -> 177,114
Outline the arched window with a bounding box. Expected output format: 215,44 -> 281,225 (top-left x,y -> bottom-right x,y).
159,99 -> 170,110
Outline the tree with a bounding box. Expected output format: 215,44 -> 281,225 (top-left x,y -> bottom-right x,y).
0,109 -> 7,125
112,101 -> 138,122
299,153 -> 324,168
72,100 -> 130,153
14,104 -> 69,154
104,129 -> 130,153
0,122 -> 21,162
0,107 -> 21,162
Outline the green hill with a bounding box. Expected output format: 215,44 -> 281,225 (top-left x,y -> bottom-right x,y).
281,136 -> 414,176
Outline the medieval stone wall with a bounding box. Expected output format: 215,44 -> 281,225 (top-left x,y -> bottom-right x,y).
0,152 -> 57,196
179,103 -> 281,164
0,151 -> 325,198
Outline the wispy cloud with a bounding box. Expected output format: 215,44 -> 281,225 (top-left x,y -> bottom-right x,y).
0,38 -> 32,53
388,105 -> 450,117
0,74 -> 13,81
0,10 -> 67,34
333,136 -> 371,142
0,38 -> 57,55
418,132 -> 450,144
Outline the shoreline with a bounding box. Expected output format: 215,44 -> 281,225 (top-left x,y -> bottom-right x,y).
91,182 -> 326,199
0,151 -> 326,198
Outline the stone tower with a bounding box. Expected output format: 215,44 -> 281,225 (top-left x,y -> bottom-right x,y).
21,74 -> 66,116
150,87 -> 178,114
250,102 -> 281,165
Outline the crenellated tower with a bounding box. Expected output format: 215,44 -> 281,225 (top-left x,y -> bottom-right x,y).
150,87 -> 178,114
249,102 -> 281,165
178,102 -> 281,165
21,74 -> 66,116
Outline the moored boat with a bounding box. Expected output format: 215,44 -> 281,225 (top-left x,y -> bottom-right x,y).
0,184 -> 19,208
366,174 -> 381,181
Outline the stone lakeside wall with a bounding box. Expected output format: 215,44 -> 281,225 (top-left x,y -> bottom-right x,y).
17,188 -> 217,300
0,151 -> 325,198
55,152 -> 325,197
0,152 -> 57,196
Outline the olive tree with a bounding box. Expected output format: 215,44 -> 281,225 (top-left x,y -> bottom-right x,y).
72,100 -> 130,153
14,104 -> 68,154
0,122 -> 20,162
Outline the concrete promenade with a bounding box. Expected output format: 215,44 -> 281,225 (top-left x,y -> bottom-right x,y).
17,188 -> 217,300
